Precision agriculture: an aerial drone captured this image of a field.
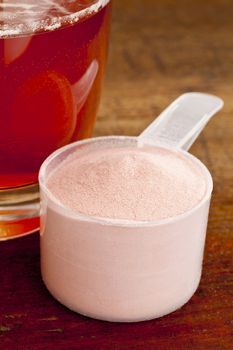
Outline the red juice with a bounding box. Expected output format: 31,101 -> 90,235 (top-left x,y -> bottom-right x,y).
0,0 -> 111,189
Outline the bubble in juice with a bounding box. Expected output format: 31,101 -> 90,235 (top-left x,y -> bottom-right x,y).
0,0 -> 111,188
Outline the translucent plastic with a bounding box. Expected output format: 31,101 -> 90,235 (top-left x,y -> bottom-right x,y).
139,92 -> 223,150
39,92 -> 223,321
39,137 -> 213,322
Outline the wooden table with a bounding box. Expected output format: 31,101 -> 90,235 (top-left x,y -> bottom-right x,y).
1,1 -> 232,349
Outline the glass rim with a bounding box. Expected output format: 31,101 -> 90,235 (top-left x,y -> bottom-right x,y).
39,136 -> 213,228
0,0 -> 111,38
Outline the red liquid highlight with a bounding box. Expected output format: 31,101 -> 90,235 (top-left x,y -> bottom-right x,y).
0,1 -> 111,189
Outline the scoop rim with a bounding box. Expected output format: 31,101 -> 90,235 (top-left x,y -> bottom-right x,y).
39,135 -> 213,228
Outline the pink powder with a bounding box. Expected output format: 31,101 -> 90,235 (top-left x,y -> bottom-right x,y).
47,146 -> 207,221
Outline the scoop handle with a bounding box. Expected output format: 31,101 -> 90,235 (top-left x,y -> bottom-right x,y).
138,92 -> 224,151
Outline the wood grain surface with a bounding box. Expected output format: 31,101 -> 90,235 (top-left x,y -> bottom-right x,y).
1,0 -> 233,349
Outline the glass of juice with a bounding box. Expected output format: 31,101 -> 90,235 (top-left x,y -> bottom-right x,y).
0,0 -> 112,240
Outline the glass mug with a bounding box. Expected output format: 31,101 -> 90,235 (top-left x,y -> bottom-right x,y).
0,0 -> 112,239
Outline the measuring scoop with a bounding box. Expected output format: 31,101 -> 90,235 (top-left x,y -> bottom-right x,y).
39,92 -> 223,322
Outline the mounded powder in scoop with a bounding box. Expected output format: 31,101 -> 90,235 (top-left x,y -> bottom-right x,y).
47,146 -> 207,221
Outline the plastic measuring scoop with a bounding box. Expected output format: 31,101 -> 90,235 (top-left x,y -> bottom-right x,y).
39,92 -> 223,323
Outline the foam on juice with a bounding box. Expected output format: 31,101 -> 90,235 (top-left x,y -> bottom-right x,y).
0,0 -> 111,37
